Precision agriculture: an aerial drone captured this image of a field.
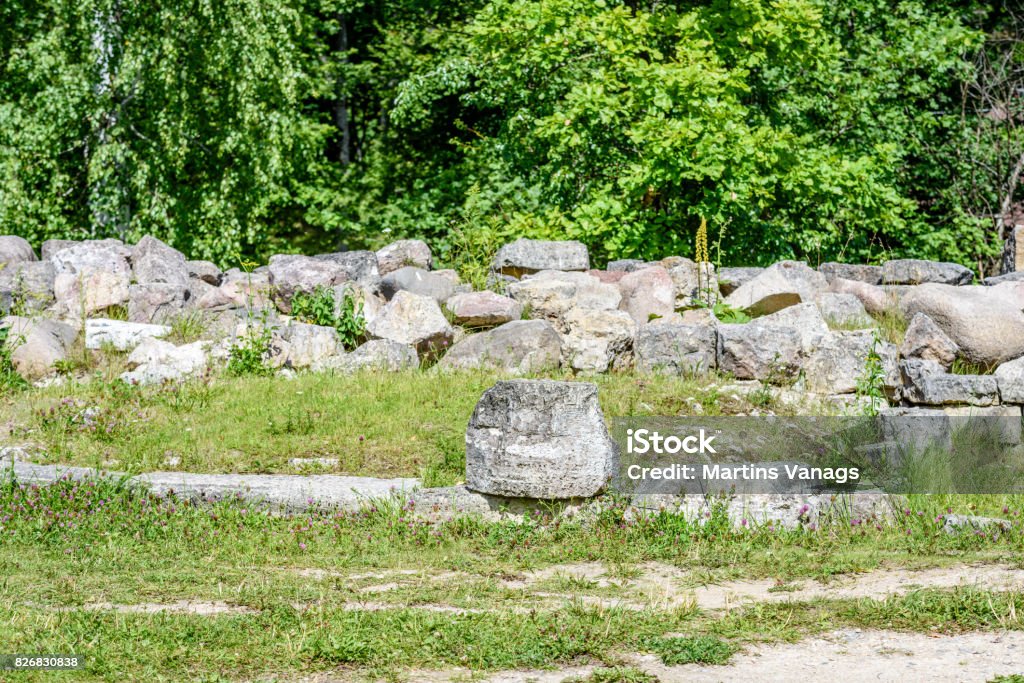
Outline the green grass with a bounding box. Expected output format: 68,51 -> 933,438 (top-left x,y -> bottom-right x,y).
0,368 -> 811,479
0,476 -> 1022,680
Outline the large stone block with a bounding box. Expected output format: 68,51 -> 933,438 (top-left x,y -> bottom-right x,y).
1,315 -> 76,379
882,259 -> 974,286
366,290 -> 453,357
376,240 -> 432,275
445,291 -> 521,328
465,380 -> 618,499
131,235 -> 189,286
900,283 -> 1024,367
438,320 -> 561,374
634,322 -> 717,375
493,239 -> 590,279
617,266 -> 675,325
85,318 -> 170,351
724,260 -> 826,316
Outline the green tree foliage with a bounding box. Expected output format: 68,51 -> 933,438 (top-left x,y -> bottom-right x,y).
0,0 -> 1018,270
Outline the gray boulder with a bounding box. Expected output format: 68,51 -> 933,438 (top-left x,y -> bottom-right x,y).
187,260 -> 222,286
376,239 -> 432,275
901,359 -> 998,406
268,255 -> 351,313
882,259 -> 974,286
85,318 -> 170,351
717,267 -> 763,296
445,291 -> 521,328
899,313 -> 958,369
659,257 -> 718,307
267,321 -> 341,369
366,290 -> 454,357
983,271 -> 1024,286
438,320 -> 561,374
493,238 -> 590,278
803,331 -> 897,395
465,379 -> 618,498
818,263 -> 882,285
635,323 -> 717,375
315,251 -> 380,289
995,356 -> 1024,404
128,283 -> 189,324
725,260 -> 826,316
815,292 -> 873,328
900,283 -> 1024,367
312,339 -> 419,373
0,316 -> 76,379
380,266 -> 454,303
50,241 -> 132,318
561,308 -> 635,372
0,261 -> 55,312
121,338 -> 208,385
507,270 -> 620,330
617,266 -> 675,325
606,259 -> 646,272
0,236 -> 36,264
827,277 -> 890,315
717,303 -> 828,381
131,235 -> 189,286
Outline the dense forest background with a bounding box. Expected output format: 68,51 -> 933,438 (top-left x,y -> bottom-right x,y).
1,0 -> 1021,272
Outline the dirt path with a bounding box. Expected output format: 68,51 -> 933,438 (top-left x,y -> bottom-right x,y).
393,630 -> 1024,682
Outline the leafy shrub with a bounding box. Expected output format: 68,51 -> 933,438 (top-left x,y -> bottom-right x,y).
0,324 -> 28,393
290,286 -> 366,351
227,313 -> 275,377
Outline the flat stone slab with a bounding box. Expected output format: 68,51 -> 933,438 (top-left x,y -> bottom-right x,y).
1,460 -> 419,512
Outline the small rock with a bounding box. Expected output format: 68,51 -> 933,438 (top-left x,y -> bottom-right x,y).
900,283 -> 1024,367
380,266 -> 454,303
507,270 -> 621,330
819,263 -> 882,285
314,251 -> 380,289
445,291 -> 521,328
942,514 -> 1012,535
0,236 -> 37,264
121,338 -> 208,386
187,260 -> 222,286
659,257 -> 718,307
717,267 -> 763,296
85,319 -> 170,351
376,239 -> 432,275
717,303 -> 828,381
267,321 -> 341,369
815,292 -> 873,328
128,283 -> 189,324
606,259 -> 646,272
828,277 -> 891,315
995,356 -> 1024,404
899,312 -> 958,369
901,359 -> 998,406
312,339 -> 419,373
